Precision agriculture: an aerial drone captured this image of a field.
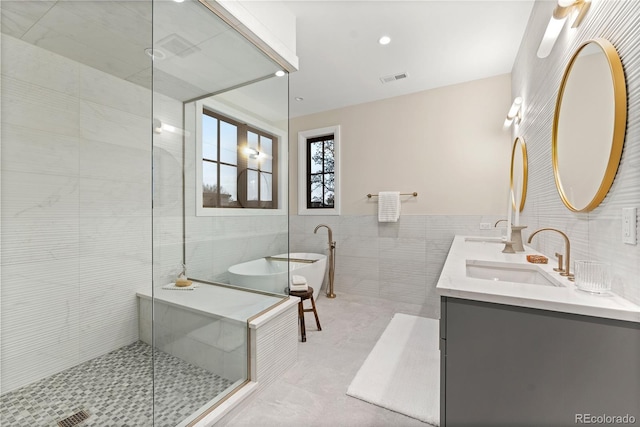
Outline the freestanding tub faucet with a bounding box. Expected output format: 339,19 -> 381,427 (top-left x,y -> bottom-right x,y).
527,228 -> 573,279
314,224 -> 336,298
314,224 -> 333,246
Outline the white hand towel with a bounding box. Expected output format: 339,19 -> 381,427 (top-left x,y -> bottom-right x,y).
291,275 -> 308,285
378,191 -> 401,222
290,283 -> 309,292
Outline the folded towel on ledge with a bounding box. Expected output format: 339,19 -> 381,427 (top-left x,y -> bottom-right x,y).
378,191 -> 400,222
290,283 -> 309,292
291,275 -> 308,285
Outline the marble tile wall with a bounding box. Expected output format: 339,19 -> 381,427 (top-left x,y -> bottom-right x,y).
0,33 -> 288,394
184,215 -> 289,284
290,214 -> 506,318
0,34 -> 178,393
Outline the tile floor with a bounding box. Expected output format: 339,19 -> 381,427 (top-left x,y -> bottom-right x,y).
219,291 -> 438,427
1,292 -> 439,427
0,341 -> 234,427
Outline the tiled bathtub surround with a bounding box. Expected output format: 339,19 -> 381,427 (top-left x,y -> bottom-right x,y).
0,341 -> 234,427
290,214 -> 506,317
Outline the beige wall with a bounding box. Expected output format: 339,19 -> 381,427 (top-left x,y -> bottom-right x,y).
290,73 -> 513,216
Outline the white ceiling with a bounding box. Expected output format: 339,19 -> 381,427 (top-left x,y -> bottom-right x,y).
0,0 -> 280,102
1,1 -> 535,118
285,1 -> 535,117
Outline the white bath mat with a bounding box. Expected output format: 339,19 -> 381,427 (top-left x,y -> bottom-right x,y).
346,313 -> 440,426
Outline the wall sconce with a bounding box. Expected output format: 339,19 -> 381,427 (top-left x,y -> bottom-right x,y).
537,0 -> 591,58
153,118 -> 190,136
504,97 -> 523,128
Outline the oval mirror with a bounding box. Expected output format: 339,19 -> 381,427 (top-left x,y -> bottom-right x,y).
510,137 -> 528,212
552,38 -> 627,212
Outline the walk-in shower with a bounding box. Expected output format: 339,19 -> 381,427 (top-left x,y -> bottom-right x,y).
0,1 -> 290,425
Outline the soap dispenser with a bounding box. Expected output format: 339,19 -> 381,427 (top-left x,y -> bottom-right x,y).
175,263 -> 192,287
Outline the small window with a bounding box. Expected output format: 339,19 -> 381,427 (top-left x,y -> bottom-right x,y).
307,135 -> 335,209
201,108 -> 278,210
298,126 -> 340,215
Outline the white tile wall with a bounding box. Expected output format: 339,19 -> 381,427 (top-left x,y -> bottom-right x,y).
512,0 -> 640,306
0,35 -> 165,393
0,32 -> 287,395
184,215 -> 289,284
290,214 -> 505,319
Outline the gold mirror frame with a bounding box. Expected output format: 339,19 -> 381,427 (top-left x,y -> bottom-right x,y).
552,38 -> 627,212
510,137 -> 528,212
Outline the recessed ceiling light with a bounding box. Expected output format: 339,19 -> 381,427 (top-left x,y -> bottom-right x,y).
275,70 -> 286,77
173,0 -> 185,3
378,36 -> 391,45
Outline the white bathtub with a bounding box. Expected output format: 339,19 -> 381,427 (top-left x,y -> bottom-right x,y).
228,253 -> 327,299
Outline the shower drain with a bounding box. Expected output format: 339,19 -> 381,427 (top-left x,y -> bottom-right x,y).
57,409 -> 90,427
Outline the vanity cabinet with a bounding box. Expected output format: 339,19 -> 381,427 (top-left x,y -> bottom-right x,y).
440,297 -> 640,427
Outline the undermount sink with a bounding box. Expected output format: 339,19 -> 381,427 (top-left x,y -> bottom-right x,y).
464,236 -> 505,244
466,260 -> 563,287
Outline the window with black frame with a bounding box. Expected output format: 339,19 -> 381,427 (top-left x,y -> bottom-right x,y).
306,134 -> 335,209
202,108 -> 277,209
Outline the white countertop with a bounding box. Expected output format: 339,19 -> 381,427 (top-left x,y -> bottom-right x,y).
436,235 -> 640,323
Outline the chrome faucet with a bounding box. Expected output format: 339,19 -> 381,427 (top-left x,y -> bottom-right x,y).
527,228 -> 573,279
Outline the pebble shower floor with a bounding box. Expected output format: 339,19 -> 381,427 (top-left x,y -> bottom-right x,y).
0,341 -> 234,426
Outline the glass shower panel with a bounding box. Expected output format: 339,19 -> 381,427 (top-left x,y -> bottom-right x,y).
1,1 -> 154,425
184,74 -> 290,288
2,0 -> 289,425
151,0 -> 288,425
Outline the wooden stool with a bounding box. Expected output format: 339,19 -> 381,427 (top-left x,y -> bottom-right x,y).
289,286 -> 321,342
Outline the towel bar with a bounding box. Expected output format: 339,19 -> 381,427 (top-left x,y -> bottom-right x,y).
265,256 -> 317,264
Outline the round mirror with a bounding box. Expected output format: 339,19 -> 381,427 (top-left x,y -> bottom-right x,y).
510,137 -> 528,212
552,38 -> 627,212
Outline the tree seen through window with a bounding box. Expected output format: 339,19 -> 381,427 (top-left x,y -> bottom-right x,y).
307,135 -> 335,209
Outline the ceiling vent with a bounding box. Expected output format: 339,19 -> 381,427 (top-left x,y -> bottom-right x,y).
380,72 -> 409,84
156,33 -> 200,58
